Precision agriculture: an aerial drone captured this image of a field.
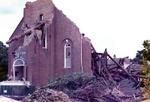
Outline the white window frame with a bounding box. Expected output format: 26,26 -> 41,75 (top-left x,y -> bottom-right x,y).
64,39 -> 72,68
12,58 -> 26,80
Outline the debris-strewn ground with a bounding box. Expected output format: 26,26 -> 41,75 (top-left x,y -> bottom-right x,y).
23,72 -> 141,102
23,51 -> 142,102
23,89 -> 71,102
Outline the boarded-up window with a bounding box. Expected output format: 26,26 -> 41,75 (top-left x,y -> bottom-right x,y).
64,39 -> 72,68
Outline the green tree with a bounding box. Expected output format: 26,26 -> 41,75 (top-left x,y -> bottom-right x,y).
134,40 -> 150,64
0,41 -> 8,81
138,40 -> 150,98
142,40 -> 150,61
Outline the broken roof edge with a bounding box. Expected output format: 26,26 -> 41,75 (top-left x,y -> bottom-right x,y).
54,6 -> 80,31
6,18 -> 24,44
54,6 -> 92,41
7,0 -> 91,45
26,0 -> 53,5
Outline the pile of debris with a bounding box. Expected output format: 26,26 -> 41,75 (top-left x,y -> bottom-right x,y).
88,49 -> 141,101
23,89 -> 71,102
23,49 -> 142,102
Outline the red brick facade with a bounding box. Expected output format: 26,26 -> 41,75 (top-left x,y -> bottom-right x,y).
7,0 -> 92,87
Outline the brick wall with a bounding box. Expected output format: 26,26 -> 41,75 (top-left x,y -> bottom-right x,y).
8,0 -> 92,87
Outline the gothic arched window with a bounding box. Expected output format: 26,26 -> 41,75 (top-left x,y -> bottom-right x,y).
64,39 -> 72,68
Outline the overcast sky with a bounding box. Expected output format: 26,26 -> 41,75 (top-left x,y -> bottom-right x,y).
0,0 -> 150,58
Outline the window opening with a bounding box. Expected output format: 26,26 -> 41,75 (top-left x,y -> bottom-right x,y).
39,14 -> 44,21
13,59 -> 26,80
64,39 -> 72,68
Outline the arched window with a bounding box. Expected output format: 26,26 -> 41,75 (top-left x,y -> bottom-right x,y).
13,59 -> 26,80
64,39 -> 72,68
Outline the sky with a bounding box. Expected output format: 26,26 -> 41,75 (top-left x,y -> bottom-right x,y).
0,0 -> 150,58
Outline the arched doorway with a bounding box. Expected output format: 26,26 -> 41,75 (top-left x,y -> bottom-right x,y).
12,59 -> 26,80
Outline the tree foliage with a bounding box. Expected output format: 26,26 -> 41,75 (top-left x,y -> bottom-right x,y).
0,41 -> 8,81
142,40 -> 150,61
135,40 -> 150,99
134,40 -> 150,64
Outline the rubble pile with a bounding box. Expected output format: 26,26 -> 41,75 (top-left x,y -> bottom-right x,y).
86,49 -> 142,101
71,78 -> 141,102
23,50 -> 142,102
23,89 -> 71,102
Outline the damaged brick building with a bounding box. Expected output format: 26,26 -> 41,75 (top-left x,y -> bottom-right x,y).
7,0 -> 92,86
